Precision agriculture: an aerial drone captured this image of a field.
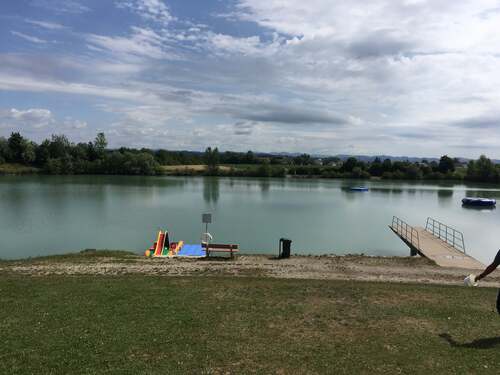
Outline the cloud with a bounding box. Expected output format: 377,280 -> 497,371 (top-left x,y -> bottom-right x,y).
347,30 -> 415,59
0,74 -> 153,102
62,118 -> 87,129
116,0 -> 174,24
30,0 -> 90,14
11,31 -> 49,44
0,53 -> 143,83
233,121 -> 258,135
233,103 -> 356,125
0,108 -> 88,141
207,34 -> 262,55
86,27 -> 176,60
451,115 -> 500,129
25,19 -> 67,30
0,108 -> 53,129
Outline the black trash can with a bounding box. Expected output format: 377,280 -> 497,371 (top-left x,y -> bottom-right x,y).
279,238 -> 292,259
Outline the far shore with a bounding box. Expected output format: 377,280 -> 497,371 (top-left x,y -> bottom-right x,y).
0,162 -> 469,183
2,250 -> 499,288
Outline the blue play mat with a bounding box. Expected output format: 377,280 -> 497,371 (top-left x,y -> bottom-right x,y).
176,244 -> 206,257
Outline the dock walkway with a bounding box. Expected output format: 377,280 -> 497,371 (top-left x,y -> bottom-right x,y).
389,216 -> 484,269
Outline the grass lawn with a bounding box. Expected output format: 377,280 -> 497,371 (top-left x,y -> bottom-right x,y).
0,163 -> 39,175
1,275 -> 500,374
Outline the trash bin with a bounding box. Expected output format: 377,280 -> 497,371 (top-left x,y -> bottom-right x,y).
279,238 -> 292,259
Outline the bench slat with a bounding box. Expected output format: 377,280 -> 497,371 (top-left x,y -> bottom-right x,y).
207,249 -> 239,253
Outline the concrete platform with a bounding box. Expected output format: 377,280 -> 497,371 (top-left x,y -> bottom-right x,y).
390,218 -> 485,270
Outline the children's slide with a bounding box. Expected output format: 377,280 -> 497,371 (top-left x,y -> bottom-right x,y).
161,232 -> 170,256
153,231 -> 166,257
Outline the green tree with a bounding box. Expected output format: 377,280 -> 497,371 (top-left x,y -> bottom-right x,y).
7,132 -> 28,163
204,147 -> 220,174
35,140 -> 51,167
123,152 -> 159,175
368,157 -> 383,176
341,157 -> 358,172
438,155 -> 455,174
405,164 -> 423,180
94,132 -> 107,158
0,137 -> 8,163
381,158 -> 392,173
293,154 -> 312,166
21,142 -> 36,164
256,159 -> 271,177
244,150 -> 255,164
49,134 -> 71,159
466,155 -> 499,182
44,158 -> 63,174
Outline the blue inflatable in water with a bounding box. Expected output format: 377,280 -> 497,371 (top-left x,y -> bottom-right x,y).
349,186 -> 369,192
462,197 -> 496,207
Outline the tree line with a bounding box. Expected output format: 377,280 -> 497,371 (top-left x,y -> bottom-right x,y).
1,132 -> 499,182
0,132 -> 159,175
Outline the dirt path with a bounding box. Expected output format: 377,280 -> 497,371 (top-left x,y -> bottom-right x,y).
2,254 -> 500,287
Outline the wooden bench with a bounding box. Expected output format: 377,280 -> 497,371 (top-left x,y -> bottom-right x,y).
202,243 -> 239,259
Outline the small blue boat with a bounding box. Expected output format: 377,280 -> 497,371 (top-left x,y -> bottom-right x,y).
350,186 -> 369,192
462,197 -> 496,207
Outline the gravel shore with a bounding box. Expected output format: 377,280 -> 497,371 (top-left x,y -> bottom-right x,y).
2,253 -> 499,287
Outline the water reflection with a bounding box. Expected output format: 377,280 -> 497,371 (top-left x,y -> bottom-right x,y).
369,187 -> 403,194
437,190 -> 453,199
203,177 -> 219,204
465,190 -> 500,199
461,205 -> 496,211
259,179 -> 270,196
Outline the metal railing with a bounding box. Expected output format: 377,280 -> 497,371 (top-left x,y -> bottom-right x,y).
391,216 -> 420,250
425,217 -> 466,254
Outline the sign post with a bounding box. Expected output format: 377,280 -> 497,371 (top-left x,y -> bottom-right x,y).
202,213 -> 212,233
202,213 -> 212,257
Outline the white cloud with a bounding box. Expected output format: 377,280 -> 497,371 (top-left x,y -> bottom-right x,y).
0,75 -> 167,107
0,108 -> 88,141
11,31 -> 49,44
25,19 -> 66,30
86,27 -> 176,60
30,0 -> 90,14
207,34 -> 262,55
0,108 -> 53,128
117,0 -> 174,24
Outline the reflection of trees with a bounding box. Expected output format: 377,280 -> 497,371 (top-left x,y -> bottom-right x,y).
203,177 -> 219,204
465,189 -> 500,199
368,188 -> 403,194
259,178 -> 270,196
437,189 -> 453,199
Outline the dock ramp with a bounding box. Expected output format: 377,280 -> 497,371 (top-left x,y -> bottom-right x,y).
389,216 -> 485,269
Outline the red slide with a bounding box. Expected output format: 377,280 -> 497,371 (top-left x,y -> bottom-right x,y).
153,231 -> 166,257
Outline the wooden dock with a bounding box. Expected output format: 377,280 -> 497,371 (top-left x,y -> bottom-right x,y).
389,216 -> 485,269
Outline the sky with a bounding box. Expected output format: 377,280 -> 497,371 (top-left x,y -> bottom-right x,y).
1,0 -> 500,157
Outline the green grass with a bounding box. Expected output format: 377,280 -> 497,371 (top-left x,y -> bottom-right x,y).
0,249 -> 139,264
1,275 -> 500,374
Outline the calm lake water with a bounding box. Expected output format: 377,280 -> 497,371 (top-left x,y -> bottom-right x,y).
1,175 -> 500,263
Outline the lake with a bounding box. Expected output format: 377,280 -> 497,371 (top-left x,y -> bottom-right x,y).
1,175 -> 499,263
